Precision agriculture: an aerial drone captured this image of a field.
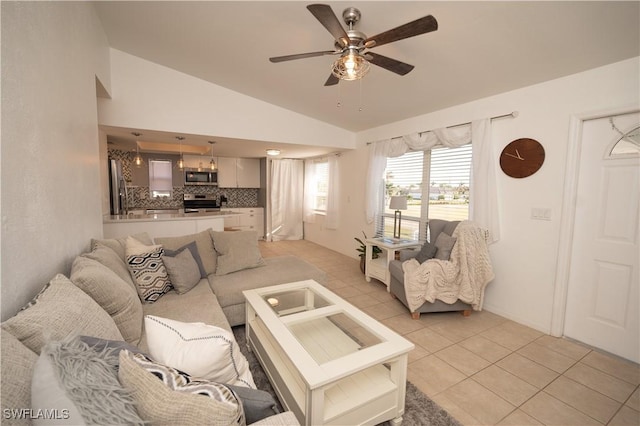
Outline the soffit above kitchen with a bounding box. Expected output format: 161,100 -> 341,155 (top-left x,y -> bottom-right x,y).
103,126 -> 342,159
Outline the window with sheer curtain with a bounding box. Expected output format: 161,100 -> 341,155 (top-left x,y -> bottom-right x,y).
376,144 -> 472,241
149,160 -> 173,198
312,160 -> 329,212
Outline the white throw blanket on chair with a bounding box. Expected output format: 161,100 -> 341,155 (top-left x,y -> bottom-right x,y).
402,220 -> 494,312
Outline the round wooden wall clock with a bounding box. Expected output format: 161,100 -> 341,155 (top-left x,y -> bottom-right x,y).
499,138 -> 545,178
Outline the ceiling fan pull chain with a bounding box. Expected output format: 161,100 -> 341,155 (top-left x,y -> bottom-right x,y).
359,79 -> 364,112
337,80 -> 342,108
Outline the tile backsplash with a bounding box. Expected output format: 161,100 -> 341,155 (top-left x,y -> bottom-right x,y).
109,149 -> 259,210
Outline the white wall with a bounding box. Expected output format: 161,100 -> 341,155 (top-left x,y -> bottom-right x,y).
305,57 -> 640,333
0,2 -> 111,320
98,49 -> 355,151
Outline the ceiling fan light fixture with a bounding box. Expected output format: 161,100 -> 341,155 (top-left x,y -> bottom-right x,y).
332,50 -> 370,81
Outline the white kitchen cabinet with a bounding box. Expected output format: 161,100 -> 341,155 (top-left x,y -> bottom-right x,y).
223,207 -> 264,239
217,157 -> 260,188
236,158 -> 260,188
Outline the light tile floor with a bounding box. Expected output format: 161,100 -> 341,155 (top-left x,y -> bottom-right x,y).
259,239 -> 640,426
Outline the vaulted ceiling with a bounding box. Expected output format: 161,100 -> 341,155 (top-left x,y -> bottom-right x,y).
95,1 -> 639,155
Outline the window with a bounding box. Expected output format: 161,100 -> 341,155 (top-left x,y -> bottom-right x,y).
149,160 -> 173,198
311,160 -> 329,212
377,144 -> 472,240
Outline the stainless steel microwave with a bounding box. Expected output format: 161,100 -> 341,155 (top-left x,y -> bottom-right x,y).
184,170 -> 218,186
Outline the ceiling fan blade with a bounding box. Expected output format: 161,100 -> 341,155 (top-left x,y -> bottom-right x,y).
307,4 -> 350,48
269,50 -> 336,63
365,15 -> 438,48
324,74 -> 339,86
366,52 -> 414,76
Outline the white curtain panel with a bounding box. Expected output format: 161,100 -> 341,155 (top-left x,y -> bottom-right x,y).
365,118 -> 499,242
325,155 -> 340,230
303,159 -> 317,224
270,159 -> 304,241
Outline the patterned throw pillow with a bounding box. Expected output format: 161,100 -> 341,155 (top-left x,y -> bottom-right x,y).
118,350 -> 246,426
125,237 -> 172,303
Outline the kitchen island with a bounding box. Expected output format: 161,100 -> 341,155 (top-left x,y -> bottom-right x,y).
103,211 -> 241,239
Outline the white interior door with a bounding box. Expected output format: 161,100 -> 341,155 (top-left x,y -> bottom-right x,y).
564,111 -> 640,363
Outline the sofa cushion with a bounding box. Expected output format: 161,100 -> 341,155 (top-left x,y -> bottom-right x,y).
429,219 -> 460,244
125,237 -> 173,303
155,230 -> 217,276
1,274 -> 123,354
414,241 -> 437,263
212,230 -> 265,276
144,315 -> 255,389
119,350 -> 246,426
71,256 -> 143,345
1,329 -> 37,424
32,336 -> 144,426
162,246 -> 201,294
210,255 -> 326,311
91,232 -> 153,260
434,233 -> 457,260
163,240 -> 207,278
82,243 -> 137,292
138,281 -> 231,355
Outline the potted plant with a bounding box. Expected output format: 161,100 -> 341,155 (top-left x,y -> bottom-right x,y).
355,232 -> 382,274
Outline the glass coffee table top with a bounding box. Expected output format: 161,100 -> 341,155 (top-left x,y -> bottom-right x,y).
287,312 -> 383,365
262,287 -> 332,317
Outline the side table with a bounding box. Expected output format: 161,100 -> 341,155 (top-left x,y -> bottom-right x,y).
365,238 -> 421,291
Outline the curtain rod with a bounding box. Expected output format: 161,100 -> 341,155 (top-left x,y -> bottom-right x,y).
366,111 -> 519,145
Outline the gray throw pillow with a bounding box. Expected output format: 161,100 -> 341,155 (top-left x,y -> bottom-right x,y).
227,384 -> 280,424
434,233 -> 457,260
212,231 -> 265,276
155,230 -> 218,276
79,335 -> 149,360
163,241 -> 207,278
414,241 -> 437,263
162,248 -> 201,294
1,274 -> 123,354
71,256 -> 144,345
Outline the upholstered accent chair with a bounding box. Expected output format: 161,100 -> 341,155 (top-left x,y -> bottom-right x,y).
388,219 -> 473,319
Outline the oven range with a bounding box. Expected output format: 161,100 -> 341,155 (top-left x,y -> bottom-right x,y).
183,194 -> 220,213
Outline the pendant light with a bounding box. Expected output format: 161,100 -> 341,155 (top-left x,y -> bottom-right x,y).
131,132 -> 144,168
208,141 -> 217,171
175,136 -> 185,169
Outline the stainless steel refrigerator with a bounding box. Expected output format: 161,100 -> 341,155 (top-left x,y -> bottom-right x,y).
109,159 -> 129,215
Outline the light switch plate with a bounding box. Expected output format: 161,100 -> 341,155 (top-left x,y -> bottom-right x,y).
531,207 -> 552,221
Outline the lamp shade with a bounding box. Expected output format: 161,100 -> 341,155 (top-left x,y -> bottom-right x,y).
389,196 -> 408,210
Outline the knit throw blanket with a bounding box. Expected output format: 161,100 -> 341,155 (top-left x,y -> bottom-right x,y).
402,220 -> 494,312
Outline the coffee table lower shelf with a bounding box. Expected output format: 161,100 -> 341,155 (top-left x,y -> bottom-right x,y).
247,317 -> 402,425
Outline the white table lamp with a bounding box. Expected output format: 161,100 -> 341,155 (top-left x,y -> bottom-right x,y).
389,196 -> 408,239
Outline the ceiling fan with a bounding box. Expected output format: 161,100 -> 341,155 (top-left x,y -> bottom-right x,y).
269,4 -> 438,86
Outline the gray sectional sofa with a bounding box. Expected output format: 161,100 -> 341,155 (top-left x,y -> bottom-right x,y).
1,229 -> 327,425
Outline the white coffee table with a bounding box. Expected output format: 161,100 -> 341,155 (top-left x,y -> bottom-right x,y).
243,280 -> 414,426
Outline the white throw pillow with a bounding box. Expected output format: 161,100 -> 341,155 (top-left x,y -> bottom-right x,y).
144,315 -> 255,389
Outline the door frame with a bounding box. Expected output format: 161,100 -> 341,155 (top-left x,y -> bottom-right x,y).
551,104 -> 640,337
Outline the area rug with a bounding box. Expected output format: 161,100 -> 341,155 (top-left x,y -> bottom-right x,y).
232,326 -> 462,426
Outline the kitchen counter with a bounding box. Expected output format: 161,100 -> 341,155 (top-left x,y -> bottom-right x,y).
103,211 -> 241,239
103,210 -> 240,223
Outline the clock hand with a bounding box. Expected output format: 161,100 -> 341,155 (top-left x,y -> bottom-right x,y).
515,149 -> 524,160
504,152 -> 524,160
